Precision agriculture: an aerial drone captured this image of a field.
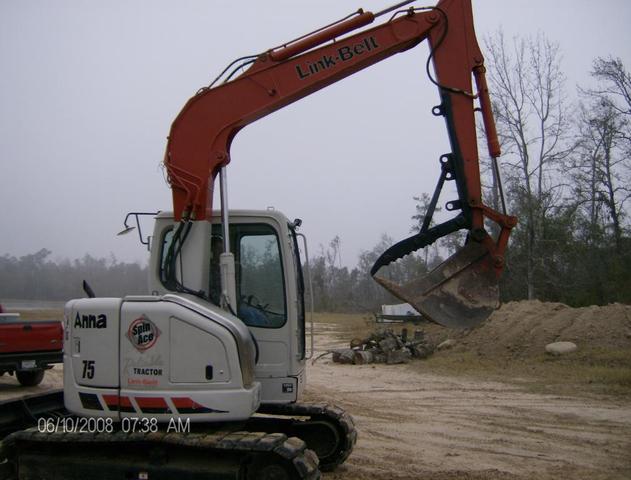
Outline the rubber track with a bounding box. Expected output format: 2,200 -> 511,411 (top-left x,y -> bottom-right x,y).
1,427 -> 320,480
256,403 -> 357,471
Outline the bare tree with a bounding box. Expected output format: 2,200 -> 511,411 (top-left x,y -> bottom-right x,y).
590,57 -> 631,122
574,58 -> 631,252
590,58 -> 631,152
484,31 -> 574,299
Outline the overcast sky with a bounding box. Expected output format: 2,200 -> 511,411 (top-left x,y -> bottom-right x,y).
1,0 -> 630,269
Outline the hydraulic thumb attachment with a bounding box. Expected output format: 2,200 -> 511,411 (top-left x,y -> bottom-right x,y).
371,211 -> 516,329
372,237 -> 499,329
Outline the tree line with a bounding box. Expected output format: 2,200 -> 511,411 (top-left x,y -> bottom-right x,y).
483,36 -> 630,306
0,249 -> 148,301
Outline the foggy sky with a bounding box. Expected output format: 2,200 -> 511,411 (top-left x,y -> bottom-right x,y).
1,0 -> 630,269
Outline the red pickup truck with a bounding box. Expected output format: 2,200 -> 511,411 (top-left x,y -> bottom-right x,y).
0,306 -> 63,386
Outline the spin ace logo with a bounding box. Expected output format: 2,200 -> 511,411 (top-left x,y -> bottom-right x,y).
127,315 -> 161,352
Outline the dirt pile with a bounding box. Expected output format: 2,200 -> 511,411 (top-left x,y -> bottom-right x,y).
424,300 -> 631,359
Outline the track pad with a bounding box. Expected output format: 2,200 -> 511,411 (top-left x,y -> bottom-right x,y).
373,242 -> 499,329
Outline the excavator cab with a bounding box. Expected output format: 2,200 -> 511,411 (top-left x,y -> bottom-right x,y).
150,210 -> 309,405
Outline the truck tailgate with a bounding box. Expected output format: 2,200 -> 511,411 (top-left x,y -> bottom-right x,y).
0,320 -> 63,354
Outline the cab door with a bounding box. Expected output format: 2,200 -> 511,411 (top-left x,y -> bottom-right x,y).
223,220 -> 298,403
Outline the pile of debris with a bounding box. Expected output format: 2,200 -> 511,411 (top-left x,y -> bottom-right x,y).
331,328 -> 434,365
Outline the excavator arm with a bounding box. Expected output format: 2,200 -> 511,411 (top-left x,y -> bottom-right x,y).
164,0 -> 517,328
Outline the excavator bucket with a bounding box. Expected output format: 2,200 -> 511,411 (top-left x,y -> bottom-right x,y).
373,241 -> 499,329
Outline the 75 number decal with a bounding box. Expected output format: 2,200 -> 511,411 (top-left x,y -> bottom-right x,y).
82,360 -> 95,379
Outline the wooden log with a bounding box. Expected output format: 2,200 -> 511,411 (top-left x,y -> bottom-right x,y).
371,352 -> 387,363
350,337 -> 365,349
410,344 -> 432,359
378,337 -> 398,352
386,348 -> 411,364
353,350 -> 374,365
332,349 -> 355,364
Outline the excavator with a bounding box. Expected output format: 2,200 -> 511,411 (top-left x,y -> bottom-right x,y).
0,0 -> 516,478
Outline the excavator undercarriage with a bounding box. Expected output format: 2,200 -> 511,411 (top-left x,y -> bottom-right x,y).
4,427 -> 319,480
0,392 -> 356,480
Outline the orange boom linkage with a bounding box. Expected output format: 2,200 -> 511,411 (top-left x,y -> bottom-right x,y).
164,0 -> 517,328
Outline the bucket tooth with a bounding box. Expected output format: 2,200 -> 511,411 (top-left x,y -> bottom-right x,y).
374,241 -> 499,329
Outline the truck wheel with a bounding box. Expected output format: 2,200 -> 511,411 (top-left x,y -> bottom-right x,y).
16,369 -> 45,386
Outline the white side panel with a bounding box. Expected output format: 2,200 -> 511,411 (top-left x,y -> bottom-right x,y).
118,296 -> 260,422
119,300 -> 171,391
65,298 -> 121,388
169,317 -> 231,383
120,299 -> 242,391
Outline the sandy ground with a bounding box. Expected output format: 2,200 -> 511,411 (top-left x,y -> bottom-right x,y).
2,323 -> 630,480
305,323 -> 631,480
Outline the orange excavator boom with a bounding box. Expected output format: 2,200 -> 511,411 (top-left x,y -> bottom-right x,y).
164,0 -> 517,328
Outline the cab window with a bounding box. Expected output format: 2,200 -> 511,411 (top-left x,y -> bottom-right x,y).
209,223 -> 287,328
160,222 -> 287,328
